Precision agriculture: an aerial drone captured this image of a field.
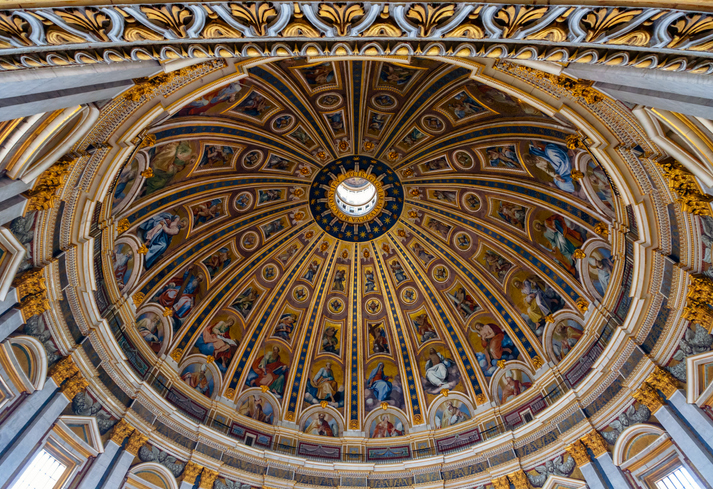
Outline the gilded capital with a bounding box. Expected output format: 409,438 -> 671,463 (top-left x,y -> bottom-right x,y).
566,440 -> 591,467
183,462 -> 203,484
492,475 -> 510,489
61,372 -> 88,400
48,356 -> 79,385
125,430 -> 148,456
13,268 -> 46,300
110,419 -> 135,444
633,382 -> 664,413
646,366 -> 678,399
508,470 -> 529,489
199,468 -> 219,489
20,291 -> 50,321
581,430 -> 608,457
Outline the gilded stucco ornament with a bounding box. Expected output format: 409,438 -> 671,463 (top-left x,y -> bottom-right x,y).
657,159 -> 713,216
48,355 -> 79,385
117,218 -> 131,235
123,62 -> 221,102
492,475 -> 510,489
132,292 -> 145,306
594,222 -> 609,237
581,430 -> 608,457
199,468 -> 219,489
183,462 -> 203,484
61,372 -> 89,400
110,419 -> 135,444
25,154 -> 77,211
646,366 -> 678,399
19,290 -> 50,321
126,431 -> 149,455
3,3 -> 713,77
170,348 -> 183,362
632,382 -> 664,413
12,268 -> 45,301
565,441 -> 590,467
575,297 -> 589,313
682,275 -> 713,327
508,470 -> 529,489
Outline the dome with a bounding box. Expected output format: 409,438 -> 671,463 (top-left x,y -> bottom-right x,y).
109,59 -> 612,440
2,48 -> 712,489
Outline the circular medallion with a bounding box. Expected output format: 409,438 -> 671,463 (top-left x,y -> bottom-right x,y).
462,192 -> 481,212
272,114 -> 295,133
365,298 -> 382,315
401,287 -> 417,304
372,93 -> 397,110
293,285 -> 309,303
328,297 -> 345,314
433,265 -> 449,283
262,264 -> 279,282
421,115 -> 445,134
234,192 -> 253,212
243,150 -> 263,169
309,155 -> 403,242
454,232 -> 472,251
453,150 -> 475,170
317,93 -> 342,109
241,231 -> 259,251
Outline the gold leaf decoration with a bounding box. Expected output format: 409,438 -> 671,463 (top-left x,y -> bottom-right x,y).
445,24 -> 484,39
318,4 -> 365,37
0,13 -> 33,47
204,22 -> 243,39
56,8 -> 112,42
668,14 -> 713,50
494,5 -> 548,38
124,26 -> 164,42
363,22 -> 402,37
230,2 -> 277,36
581,8 -> 644,43
406,4 -> 455,37
141,5 -> 195,38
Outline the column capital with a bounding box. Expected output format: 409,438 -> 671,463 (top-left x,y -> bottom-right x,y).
646,366 -> 678,399
19,290 -> 50,321
566,440 -> 591,467
199,468 -> 219,489
508,470 -> 529,489
125,430 -> 148,456
12,268 -> 46,300
581,430 -> 608,457
492,475 -> 510,489
48,356 -> 79,385
633,382 -> 664,413
110,419 -> 135,445
60,372 -> 88,400
183,461 -> 203,485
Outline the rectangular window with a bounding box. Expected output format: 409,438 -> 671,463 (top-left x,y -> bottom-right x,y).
10,449 -> 67,489
655,466 -> 703,489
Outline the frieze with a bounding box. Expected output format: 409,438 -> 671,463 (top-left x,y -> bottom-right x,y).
2,3 -> 713,78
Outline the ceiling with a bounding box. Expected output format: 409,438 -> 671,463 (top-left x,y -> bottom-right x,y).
107,58 -> 617,441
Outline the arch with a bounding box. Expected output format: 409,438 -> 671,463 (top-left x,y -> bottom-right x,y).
427,392 -> 475,430
126,462 -> 179,489
6,335 -> 47,392
5,105 -> 100,182
613,423 -> 667,467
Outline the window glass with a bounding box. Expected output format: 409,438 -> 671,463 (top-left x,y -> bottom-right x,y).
655,466 -> 703,489
10,449 -> 66,489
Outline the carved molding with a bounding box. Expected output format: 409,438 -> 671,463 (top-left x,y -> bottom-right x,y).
1,3 -> 713,75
